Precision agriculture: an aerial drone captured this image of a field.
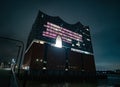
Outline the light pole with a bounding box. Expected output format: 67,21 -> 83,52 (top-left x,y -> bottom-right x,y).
0,36 -> 24,75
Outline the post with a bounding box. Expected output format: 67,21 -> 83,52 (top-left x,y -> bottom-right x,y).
15,46 -> 21,72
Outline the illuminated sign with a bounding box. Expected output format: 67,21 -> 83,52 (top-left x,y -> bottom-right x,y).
42,22 -> 82,44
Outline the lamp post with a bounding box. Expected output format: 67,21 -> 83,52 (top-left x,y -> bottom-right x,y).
0,36 -> 24,75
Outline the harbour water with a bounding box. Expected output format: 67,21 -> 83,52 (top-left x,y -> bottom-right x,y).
24,74 -> 120,87
98,74 -> 120,87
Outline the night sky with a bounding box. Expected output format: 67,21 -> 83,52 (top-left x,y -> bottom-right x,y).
0,0 -> 120,70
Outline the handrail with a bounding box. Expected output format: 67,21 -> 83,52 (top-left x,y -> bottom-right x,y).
9,67 -> 19,87
0,36 -> 24,75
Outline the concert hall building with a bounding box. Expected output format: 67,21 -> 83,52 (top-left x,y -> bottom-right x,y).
23,11 -> 96,79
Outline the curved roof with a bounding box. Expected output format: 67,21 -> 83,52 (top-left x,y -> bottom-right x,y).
38,10 -> 84,28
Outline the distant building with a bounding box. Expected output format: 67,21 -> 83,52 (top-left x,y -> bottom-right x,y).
23,10 -> 96,79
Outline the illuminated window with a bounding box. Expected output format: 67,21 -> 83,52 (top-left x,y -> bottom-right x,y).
65,68 -> 68,71
40,59 -> 43,62
55,35 -> 62,48
87,38 -> 90,41
83,44 -> 85,46
36,59 -> 39,62
72,44 -> 74,46
76,41 -> 80,46
42,67 -> 46,70
86,28 -> 89,31
43,61 -> 47,64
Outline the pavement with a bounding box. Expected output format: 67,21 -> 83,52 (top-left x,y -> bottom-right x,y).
0,68 -> 12,87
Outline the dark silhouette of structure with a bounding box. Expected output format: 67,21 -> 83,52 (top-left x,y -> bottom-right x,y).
23,10 -> 96,80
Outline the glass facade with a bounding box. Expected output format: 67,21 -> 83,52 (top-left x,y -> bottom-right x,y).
26,11 -> 93,54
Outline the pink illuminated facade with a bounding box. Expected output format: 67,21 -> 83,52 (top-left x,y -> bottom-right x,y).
43,22 -> 82,44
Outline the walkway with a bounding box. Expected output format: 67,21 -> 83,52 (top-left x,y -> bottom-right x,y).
0,68 -> 11,87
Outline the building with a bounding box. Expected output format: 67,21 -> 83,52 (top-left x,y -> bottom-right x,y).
23,10 -> 96,80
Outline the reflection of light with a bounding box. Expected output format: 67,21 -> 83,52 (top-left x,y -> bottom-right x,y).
55,35 -> 62,48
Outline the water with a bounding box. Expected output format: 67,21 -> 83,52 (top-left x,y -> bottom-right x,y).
98,74 -> 120,87
24,74 -> 120,87
26,81 -> 97,87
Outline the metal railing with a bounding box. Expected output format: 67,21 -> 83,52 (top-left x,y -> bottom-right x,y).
9,68 -> 19,87
0,36 -> 24,75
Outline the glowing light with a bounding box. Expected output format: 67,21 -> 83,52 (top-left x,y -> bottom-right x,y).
12,58 -> 15,63
76,41 -> 80,46
43,22 -> 82,44
86,28 -> 89,31
72,44 -> 74,46
65,68 -> 68,71
42,67 -> 46,70
87,38 -> 90,41
40,59 -> 43,62
55,35 -> 62,48
71,48 -> 93,55
36,59 -> 39,62
23,66 -> 29,70
40,41 -> 44,44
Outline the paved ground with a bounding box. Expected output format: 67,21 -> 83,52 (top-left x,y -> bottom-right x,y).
0,68 -> 11,87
